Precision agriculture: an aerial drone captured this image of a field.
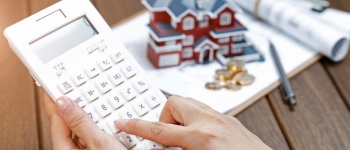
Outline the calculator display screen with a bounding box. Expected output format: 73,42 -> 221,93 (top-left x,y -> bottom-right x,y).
30,16 -> 98,63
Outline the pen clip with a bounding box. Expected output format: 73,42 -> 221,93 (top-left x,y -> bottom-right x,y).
279,85 -> 289,101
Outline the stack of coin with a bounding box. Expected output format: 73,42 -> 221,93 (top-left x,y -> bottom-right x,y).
205,59 -> 256,91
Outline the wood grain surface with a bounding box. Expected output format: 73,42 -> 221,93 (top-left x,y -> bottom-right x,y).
268,62 -> 350,150
0,0 -> 39,149
236,98 -> 290,150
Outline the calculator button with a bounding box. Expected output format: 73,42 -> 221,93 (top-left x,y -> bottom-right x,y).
132,78 -> 149,93
131,144 -> 146,150
106,113 -> 121,133
132,98 -> 150,117
107,120 -> 120,133
67,91 -> 87,107
71,72 -> 87,86
97,122 -> 113,135
93,100 -> 113,118
84,107 -> 100,123
119,133 -> 138,149
57,79 -> 74,94
84,64 -> 100,78
137,136 -> 144,141
144,140 -> 164,150
107,68 -> 125,86
110,50 -> 125,64
95,77 -> 113,94
120,84 -> 137,101
97,57 -> 113,71
120,62 -> 137,78
106,91 -> 125,109
82,84 -> 100,102
144,92 -> 161,108
119,108 -> 139,119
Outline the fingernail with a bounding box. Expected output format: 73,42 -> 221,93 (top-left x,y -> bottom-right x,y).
56,96 -> 74,115
115,119 -> 129,126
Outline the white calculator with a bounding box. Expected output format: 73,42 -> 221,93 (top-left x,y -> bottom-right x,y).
3,0 -> 176,149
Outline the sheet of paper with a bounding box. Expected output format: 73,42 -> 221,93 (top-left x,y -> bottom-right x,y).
112,12 -> 318,114
234,0 -> 349,62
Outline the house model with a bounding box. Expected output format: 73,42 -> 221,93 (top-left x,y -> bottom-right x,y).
142,0 -> 250,68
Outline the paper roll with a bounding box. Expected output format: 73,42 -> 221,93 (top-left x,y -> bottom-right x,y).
234,0 -> 349,62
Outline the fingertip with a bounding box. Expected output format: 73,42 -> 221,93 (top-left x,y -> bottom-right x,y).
115,119 -> 129,127
55,96 -> 75,116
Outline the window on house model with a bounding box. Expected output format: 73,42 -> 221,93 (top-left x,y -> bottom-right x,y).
199,16 -> 209,27
219,45 -> 229,55
220,12 -> 232,26
183,47 -> 193,58
183,17 -> 195,30
219,37 -> 229,43
232,46 -> 243,54
166,40 -> 176,46
183,35 -> 194,46
232,35 -> 244,41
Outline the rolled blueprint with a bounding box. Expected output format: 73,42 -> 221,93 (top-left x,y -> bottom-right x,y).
234,0 -> 349,62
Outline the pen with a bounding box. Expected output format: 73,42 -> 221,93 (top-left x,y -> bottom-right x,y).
269,41 -> 297,106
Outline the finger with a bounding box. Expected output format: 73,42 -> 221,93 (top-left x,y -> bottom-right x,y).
159,95 -> 203,125
43,93 -> 78,149
116,119 -> 190,148
55,96 -> 113,147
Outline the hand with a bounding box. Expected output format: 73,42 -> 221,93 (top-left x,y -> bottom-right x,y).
116,95 -> 271,150
43,92 -> 126,150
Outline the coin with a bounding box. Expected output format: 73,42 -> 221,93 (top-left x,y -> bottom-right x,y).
225,82 -> 241,91
227,59 -> 245,73
236,74 -> 255,86
233,70 -> 248,79
205,82 -> 222,90
215,69 -> 233,81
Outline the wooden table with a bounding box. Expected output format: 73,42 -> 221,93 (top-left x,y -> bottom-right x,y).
0,0 -> 349,149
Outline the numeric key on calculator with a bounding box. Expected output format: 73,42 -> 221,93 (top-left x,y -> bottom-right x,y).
57,79 -> 74,94
119,108 -> 139,119
119,133 -> 139,149
97,122 -> 113,135
84,107 -> 100,123
82,84 -> 100,102
106,91 -> 125,109
94,100 -> 113,118
110,50 -> 125,64
84,64 -> 100,78
120,84 -> 137,101
95,77 -> 113,94
97,57 -> 113,71
120,62 -> 137,78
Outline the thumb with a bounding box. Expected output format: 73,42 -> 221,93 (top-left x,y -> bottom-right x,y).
55,96 -> 110,146
115,119 -> 190,148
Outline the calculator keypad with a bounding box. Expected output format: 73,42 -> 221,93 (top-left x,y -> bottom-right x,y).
59,48 -> 171,149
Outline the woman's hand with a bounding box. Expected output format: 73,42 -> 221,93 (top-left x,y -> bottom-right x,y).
43,92 -> 126,150
116,95 -> 271,150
